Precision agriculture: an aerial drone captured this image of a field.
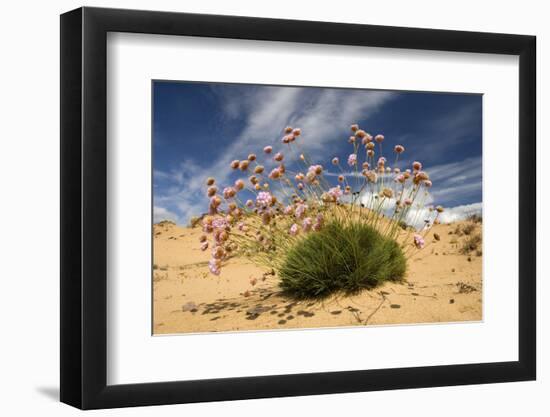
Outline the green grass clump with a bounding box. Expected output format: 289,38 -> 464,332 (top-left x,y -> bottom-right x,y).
278,220 -> 406,299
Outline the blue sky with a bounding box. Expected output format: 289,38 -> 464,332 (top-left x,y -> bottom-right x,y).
153,81 -> 482,225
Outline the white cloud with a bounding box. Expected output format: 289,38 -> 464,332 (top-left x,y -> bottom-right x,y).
153,205 -> 181,224
355,184 -> 481,230
153,160 -> 208,223
438,202 -> 482,223
404,202 -> 482,229
287,89 -> 396,156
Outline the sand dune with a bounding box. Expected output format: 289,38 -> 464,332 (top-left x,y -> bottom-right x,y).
153,219 -> 482,334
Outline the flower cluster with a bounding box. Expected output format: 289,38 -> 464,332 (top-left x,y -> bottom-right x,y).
198,124 -> 444,276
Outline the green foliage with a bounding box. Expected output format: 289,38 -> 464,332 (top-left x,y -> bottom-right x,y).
279,220 -> 406,298
462,223 -> 476,235
468,214 -> 483,224
188,216 -> 201,228
460,233 -> 482,254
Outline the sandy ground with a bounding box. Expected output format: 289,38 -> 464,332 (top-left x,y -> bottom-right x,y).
153,220 -> 482,334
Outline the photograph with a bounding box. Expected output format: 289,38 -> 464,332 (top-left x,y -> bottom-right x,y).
152,81 -> 483,335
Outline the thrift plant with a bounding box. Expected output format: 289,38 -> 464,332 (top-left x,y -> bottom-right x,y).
198,124 -> 444,298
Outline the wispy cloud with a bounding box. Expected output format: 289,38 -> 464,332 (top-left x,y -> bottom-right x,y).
154,86 -> 397,223
428,156 -> 482,206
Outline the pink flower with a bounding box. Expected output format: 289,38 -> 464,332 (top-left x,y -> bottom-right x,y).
375,134 -> 385,143
413,171 -> 430,185
297,182 -> 304,190
282,134 -> 294,144
302,217 -> 313,232
328,185 -> 343,201
256,191 -> 273,208
395,174 -> 406,184
412,161 -> 422,171
284,205 -> 294,215
356,130 -> 366,138
263,146 -> 273,154
289,223 -> 299,236
223,187 -> 236,199
234,179 -> 245,191
210,195 -> 222,208
207,186 -> 217,197
245,199 -> 254,208
313,213 -> 324,231
413,234 -> 425,249
239,160 -> 250,171
237,222 -> 246,231
211,246 -> 225,259
365,170 -> 378,183
394,145 -> 405,154
254,165 -> 264,174
269,168 -> 281,179
202,219 -> 213,233
200,241 -> 209,251
347,153 -> 357,166
232,208 -> 243,218
362,134 -> 373,145
274,152 -> 284,162
307,164 -> 323,176
332,157 -> 339,165
377,157 -> 386,166
295,203 -> 307,219
423,180 -> 432,188
292,128 -> 301,136
212,218 -> 229,230
208,258 -> 221,275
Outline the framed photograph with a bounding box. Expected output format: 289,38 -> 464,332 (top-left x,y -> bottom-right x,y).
60,6 -> 536,409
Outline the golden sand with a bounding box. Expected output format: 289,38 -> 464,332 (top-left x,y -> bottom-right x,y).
153,220 -> 482,334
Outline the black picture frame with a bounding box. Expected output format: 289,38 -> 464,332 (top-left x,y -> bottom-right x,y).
60,6 -> 536,410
